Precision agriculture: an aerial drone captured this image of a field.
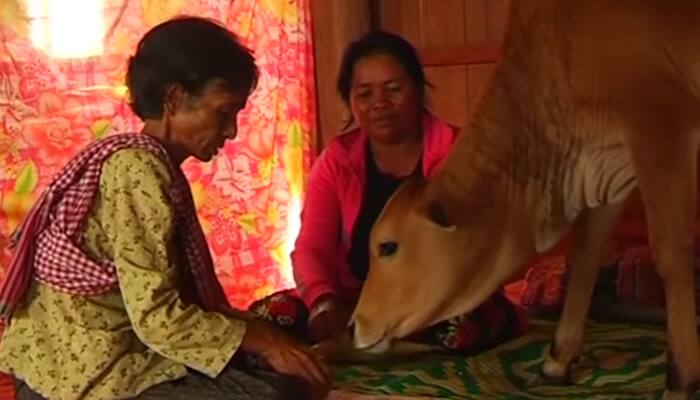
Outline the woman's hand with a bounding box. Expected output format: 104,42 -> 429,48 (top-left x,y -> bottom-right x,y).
308,296 -> 353,342
241,318 -> 332,400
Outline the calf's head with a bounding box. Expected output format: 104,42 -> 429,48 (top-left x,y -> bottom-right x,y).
351,177 -> 522,351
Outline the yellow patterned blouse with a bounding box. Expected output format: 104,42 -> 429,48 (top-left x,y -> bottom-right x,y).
0,149 -> 247,400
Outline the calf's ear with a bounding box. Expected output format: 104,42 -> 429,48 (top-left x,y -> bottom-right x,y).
421,199 -> 457,232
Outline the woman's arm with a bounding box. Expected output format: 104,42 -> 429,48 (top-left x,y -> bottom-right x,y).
291,151 -> 344,309
99,149 -> 246,378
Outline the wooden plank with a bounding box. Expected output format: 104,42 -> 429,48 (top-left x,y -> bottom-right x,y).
418,0 -> 465,47
311,0 -> 371,149
376,0 -> 421,45
419,45 -> 502,67
424,66 -> 469,126
464,0 -> 488,46
486,0 -> 511,45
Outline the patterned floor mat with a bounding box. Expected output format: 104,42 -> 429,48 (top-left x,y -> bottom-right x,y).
332,318 -> 682,399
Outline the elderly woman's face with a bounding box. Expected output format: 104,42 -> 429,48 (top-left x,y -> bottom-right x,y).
167,78 -> 248,162
349,53 -> 422,144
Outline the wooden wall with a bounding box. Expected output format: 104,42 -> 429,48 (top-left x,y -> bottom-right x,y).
311,0 -> 372,149
311,0 -> 510,146
373,0 -> 509,127
310,0 -> 693,252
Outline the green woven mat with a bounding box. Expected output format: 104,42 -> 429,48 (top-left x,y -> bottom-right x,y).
332,319 -> 690,399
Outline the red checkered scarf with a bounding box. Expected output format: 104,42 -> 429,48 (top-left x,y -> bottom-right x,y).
0,133 -> 229,322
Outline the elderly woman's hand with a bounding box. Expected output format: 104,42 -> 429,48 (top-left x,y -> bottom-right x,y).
241,318 -> 332,400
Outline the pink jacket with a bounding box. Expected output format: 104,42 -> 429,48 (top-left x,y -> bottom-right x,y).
291,112 -> 459,308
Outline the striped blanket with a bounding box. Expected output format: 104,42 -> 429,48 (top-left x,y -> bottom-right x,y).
333,318 -> 669,399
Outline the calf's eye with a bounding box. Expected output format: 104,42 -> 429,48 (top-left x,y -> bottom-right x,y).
378,241 -> 398,257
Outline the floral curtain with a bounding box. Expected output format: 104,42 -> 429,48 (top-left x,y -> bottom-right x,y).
0,0 -> 316,308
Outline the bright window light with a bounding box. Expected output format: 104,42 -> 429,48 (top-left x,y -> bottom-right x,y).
282,196 -> 302,283
28,0 -> 105,59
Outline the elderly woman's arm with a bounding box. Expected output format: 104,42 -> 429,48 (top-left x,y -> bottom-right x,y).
99,148 -> 246,377
99,149 -> 331,397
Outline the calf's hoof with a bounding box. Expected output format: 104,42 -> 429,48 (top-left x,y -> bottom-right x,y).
662,389 -> 696,400
540,353 -> 574,385
665,352 -> 699,400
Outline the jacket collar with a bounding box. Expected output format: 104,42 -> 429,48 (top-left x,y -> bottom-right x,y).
332,111 -> 456,178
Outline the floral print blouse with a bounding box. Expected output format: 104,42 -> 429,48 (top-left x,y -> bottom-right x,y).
0,149 -> 247,400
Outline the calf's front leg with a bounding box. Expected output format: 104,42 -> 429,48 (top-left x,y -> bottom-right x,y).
542,204 -> 623,382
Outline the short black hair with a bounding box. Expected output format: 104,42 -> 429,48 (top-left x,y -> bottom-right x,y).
336,30 -> 430,106
126,16 -> 259,120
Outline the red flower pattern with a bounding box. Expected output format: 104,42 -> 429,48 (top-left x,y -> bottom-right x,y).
0,1 -> 316,309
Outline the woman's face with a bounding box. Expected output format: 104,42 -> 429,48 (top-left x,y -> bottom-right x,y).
166,78 -> 248,162
349,53 -> 422,144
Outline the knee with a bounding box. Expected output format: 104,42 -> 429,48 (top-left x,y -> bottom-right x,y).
649,235 -> 695,276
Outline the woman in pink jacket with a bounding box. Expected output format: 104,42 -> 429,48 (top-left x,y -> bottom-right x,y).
251,31 -> 526,354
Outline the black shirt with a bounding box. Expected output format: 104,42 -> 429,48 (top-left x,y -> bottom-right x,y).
347,146 -> 423,281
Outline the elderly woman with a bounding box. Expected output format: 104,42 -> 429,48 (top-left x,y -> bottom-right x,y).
0,17 -> 329,400
251,30 -> 527,354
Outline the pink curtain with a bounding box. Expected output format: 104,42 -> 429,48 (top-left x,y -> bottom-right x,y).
0,0 -> 316,308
